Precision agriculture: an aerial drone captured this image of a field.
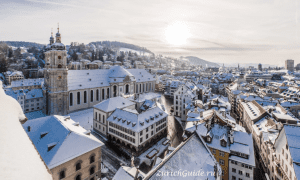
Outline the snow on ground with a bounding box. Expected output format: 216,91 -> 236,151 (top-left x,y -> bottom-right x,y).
25,110 -> 47,120
119,48 -> 152,56
68,108 -> 94,131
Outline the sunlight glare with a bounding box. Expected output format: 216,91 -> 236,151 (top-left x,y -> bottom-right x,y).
164,21 -> 191,46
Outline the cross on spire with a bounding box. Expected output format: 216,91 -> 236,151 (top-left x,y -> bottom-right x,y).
57,23 -> 59,33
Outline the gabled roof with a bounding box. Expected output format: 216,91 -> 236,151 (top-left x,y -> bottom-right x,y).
145,132 -> 222,180
23,115 -> 104,169
94,96 -> 135,112
109,65 -> 133,78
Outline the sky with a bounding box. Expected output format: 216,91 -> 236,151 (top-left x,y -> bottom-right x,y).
0,0 -> 300,66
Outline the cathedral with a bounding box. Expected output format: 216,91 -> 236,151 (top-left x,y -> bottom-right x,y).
43,26 -> 156,115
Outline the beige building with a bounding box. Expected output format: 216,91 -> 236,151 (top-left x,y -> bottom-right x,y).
23,115 -> 104,180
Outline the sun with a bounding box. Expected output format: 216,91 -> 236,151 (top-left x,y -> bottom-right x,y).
164,21 -> 191,46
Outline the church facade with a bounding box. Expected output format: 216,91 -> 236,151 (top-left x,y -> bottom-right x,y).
43,27 -> 156,115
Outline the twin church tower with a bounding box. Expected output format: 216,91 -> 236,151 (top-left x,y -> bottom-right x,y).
43,24 -> 68,115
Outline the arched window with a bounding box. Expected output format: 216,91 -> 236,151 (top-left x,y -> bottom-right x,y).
59,170 -> 65,179
102,89 -> 105,100
90,90 -> 93,102
58,64 -> 62,68
84,91 -> 87,103
96,89 -> 99,101
69,93 -> 73,106
75,162 -> 81,171
139,84 -> 142,92
75,174 -> 81,180
89,166 -> 95,175
90,155 -> 95,164
126,84 -> 129,94
77,92 -> 80,104
136,84 -> 138,93
113,85 -> 117,97
107,88 -> 109,98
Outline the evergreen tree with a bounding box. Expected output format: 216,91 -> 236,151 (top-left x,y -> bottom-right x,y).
0,58 -> 8,73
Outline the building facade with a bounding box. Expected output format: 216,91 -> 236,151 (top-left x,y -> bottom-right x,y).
43,28 -> 156,116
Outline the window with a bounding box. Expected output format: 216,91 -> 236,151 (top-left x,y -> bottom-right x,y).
75,174 -> 81,180
212,149 -> 216,154
232,176 -> 236,180
140,138 -> 143,143
95,112 -> 97,120
102,89 -> 105,100
282,149 -> 284,155
146,134 -> 148,139
219,151 -> 225,157
219,159 -> 225,165
146,127 -> 148,132
222,170 -> 224,176
89,166 -> 95,175
76,162 -> 81,171
107,88 -> 109,98
136,84 -> 138,93
77,92 -> 80,104
96,89 -> 99,101
232,168 -> 236,173
238,170 -> 243,175
151,125 -> 153,129
103,115 -> 105,124
70,93 -> 73,106
90,90 -> 93,102
59,170 -> 65,179
140,131 -> 143,136
246,173 -> 250,177
151,131 -> 153,136
84,91 -> 87,103
90,155 -> 95,164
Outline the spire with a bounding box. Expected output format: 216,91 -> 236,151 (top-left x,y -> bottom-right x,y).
57,23 -> 59,33
49,28 -> 54,45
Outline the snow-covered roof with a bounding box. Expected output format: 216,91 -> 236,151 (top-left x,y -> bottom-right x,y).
23,115 -> 104,169
67,66 -> 155,91
127,92 -> 161,103
146,133 -> 222,180
113,166 -> 145,180
5,88 -> 43,100
10,78 -> 44,87
94,96 -> 135,112
107,106 -> 168,132
0,81 -> 52,180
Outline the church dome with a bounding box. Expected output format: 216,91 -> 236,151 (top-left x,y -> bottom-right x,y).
56,32 -> 61,37
50,42 -> 65,50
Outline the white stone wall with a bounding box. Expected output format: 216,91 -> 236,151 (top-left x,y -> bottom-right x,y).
229,160 -> 254,180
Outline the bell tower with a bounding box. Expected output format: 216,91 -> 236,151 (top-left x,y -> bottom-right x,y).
44,25 -> 68,115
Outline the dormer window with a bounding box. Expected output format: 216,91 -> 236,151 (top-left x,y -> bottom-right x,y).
207,137 -> 211,143
221,140 -> 226,147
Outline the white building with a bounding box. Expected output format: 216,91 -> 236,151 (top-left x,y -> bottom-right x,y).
107,105 -> 168,154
